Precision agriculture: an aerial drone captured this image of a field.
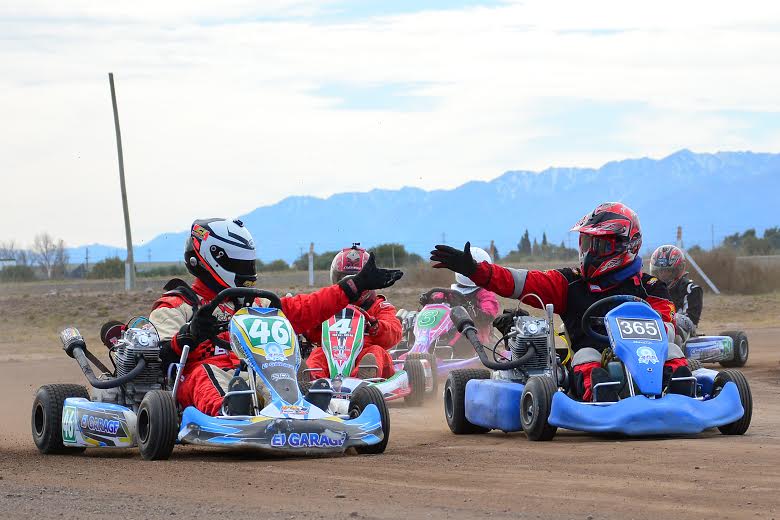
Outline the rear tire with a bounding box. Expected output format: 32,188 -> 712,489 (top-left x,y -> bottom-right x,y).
520,376 -> 558,441
31,384 -> 89,454
720,331 -> 749,368
403,358 -> 425,407
443,369 -> 491,434
349,385 -> 390,454
687,358 -> 703,371
713,370 -> 752,435
137,390 -> 178,460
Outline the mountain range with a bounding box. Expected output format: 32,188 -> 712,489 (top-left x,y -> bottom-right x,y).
67,150 -> 780,264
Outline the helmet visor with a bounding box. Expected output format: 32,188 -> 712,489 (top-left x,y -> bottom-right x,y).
210,245 -> 256,277
649,264 -> 677,285
579,234 -> 619,258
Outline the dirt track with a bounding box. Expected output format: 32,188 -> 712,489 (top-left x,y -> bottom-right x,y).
0,323 -> 778,520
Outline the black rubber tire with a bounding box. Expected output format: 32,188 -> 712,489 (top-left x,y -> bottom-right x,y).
349,385 -> 390,454
407,352 -> 438,396
520,376 -> 558,441
713,369 -> 752,435
720,331 -> 749,368
137,390 -> 178,460
403,358 -> 426,407
299,379 -> 313,395
443,369 -> 491,434
687,358 -> 703,371
31,384 -> 89,455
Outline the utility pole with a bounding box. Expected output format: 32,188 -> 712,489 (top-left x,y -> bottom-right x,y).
677,225 -> 720,294
308,242 -> 315,287
147,248 -> 151,264
109,73 -> 135,291
85,248 -> 89,272
711,224 -> 715,250
391,246 -> 396,268
441,232 -> 446,245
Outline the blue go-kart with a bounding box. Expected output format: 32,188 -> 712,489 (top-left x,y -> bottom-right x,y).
32,288 -> 387,460
443,295 -> 752,440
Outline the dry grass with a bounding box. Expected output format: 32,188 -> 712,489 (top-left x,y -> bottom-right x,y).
689,250 -> 780,294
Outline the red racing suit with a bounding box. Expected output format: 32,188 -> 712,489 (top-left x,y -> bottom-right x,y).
304,292 -> 402,380
149,278 -> 350,416
469,263 -> 684,400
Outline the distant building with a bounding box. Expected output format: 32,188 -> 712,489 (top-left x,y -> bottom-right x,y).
0,258 -> 16,270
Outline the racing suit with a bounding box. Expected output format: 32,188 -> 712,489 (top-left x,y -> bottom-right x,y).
669,276 -> 703,326
466,288 -> 500,344
304,291 -> 402,380
469,263 -> 686,401
149,278 -> 350,416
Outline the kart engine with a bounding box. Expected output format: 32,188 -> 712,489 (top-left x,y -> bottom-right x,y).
506,313 -> 555,383
92,326 -> 164,410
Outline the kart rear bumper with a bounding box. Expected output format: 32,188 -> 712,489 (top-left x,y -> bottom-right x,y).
178,404 -> 383,454
548,382 -> 744,435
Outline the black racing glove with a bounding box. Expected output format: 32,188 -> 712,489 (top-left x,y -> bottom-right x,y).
176,313 -> 219,347
493,308 -> 530,336
430,241 -> 477,277
339,252 -> 404,302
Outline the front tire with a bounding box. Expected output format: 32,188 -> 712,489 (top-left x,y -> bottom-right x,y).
713,370 -> 752,435
443,369 -> 491,434
32,384 -> 89,454
407,352 -> 438,396
403,358 -> 425,407
520,376 -> 558,441
720,331 -> 749,368
687,358 -> 703,371
137,390 -> 178,460
349,385 -> 390,454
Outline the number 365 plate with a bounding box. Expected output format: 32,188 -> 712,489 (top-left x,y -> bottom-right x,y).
615,318 -> 663,341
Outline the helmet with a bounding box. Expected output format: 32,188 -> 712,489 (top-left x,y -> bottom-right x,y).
184,218 -> 257,293
452,246 -> 492,294
649,245 -> 686,288
330,244 -> 370,285
570,202 -> 642,282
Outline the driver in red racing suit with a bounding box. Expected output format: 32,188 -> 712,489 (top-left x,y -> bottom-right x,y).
305,245 -> 402,381
431,203 -> 691,402
149,220 -> 403,416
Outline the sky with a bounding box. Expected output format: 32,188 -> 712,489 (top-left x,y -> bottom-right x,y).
1,0 -> 779,249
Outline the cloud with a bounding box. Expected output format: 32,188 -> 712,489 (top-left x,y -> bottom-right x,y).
1,0 -> 779,249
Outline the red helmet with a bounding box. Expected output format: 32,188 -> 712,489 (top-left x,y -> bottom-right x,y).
330,244 -> 370,284
571,202 -> 642,282
649,245 -> 686,288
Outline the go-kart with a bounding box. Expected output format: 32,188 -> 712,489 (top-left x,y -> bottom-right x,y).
392,288 -> 492,383
683,329 -> 749,369
443,295 -> 752,440
301,305 -> 434,406
32,288 -> 388,460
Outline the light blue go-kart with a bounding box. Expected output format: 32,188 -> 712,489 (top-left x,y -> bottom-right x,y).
443,295 -> 752,441
32,288 -> 387,460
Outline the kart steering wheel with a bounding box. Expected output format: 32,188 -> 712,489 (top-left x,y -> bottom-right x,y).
192,287 -> 284,350
581,294 -> 650,344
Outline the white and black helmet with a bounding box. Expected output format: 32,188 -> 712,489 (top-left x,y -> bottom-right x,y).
184,218 -> 257,292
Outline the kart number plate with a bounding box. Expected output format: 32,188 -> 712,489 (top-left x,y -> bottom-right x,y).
615,318 -> 662,341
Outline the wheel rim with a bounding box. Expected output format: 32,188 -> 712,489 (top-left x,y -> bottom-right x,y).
738,339 -> 748,360
33,403 -> 45,437
138,408 -> 150,443
444,385 -> 454,420
521,392 -> 536,425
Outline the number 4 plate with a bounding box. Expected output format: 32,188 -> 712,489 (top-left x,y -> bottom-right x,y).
615,318 -> 663,341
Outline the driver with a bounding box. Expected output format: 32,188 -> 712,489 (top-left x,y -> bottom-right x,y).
649,245 -> 703,343
149,219 -> 403,416
304,245 -> 402,381
430,203 -> 691,402
448,246 -> 500,345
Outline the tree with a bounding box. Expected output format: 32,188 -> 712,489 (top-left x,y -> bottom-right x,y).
519,230 -> 532,256
32,233 -> 67,279
0,265 -> 36,282
261,259 -> 290,272
90,257 -> 124,279
532,238 -> 540,257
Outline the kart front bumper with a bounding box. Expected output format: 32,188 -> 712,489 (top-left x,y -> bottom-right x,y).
178,404 -> 383,455
548,382 -> 744,435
